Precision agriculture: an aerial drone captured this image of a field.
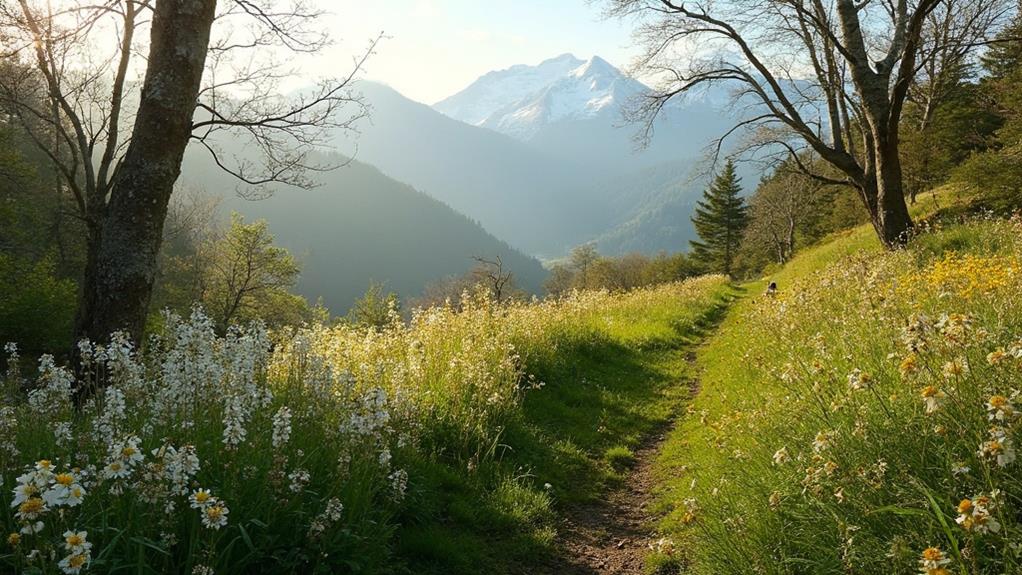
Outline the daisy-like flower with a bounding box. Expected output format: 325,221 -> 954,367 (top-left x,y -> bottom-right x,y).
58,552 -> 90,574
119,443 -> 143,465
11,476 -> 40,506
847,369 -> 872,391
189,488 -> 213,509
942,358 -> 968,379
43,472 -> 86,508
987,349 -> 1008,365
978,427 -> 1016,467
955,495 -> 1001,534
812,431 -> 832,453
64,485 -> 86,507
920,386 -> 946,414
772,447 -> 790,465
7,533 -> 19,547
899,354 -> 919,378
63,530 -> 91,555
201,501 -> 229,530
16,497 -> 46,522
986,395 -> 1016,422
102,460 -> 131,480
918,546 -> 951,574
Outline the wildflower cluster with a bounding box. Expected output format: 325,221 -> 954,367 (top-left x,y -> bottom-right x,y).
1,275 -> 730,573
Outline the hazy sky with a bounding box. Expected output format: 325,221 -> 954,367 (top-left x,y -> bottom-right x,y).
311,1 -> 637,104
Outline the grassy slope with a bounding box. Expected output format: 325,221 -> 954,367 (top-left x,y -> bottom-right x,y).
650,187 -> 1022,572
394,280 -> 737,574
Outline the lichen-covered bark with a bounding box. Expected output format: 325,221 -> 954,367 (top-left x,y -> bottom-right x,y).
75,0 -> 218,346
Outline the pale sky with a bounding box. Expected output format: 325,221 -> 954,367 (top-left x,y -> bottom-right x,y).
308,1 -> 638,104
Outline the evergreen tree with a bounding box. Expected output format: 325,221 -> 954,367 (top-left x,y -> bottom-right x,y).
690,161 -> 748,276
954,9 -> 1022,211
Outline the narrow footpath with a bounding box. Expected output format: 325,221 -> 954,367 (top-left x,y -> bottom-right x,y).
533,292 -> 738,575
534,355 -> 701,575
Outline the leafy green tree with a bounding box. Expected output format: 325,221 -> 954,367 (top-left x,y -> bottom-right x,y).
201,213 -> 304,332
690,161 -> 748,277
954,10 -> 1022,211
347,282 -> 399,328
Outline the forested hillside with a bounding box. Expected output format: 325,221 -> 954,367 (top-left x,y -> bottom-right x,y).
178,147 -> 548,313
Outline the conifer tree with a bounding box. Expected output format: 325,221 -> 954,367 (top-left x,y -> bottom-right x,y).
690,161 -> 749,276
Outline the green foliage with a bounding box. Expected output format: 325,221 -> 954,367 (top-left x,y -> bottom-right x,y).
690,161 -> 748,276
901,83 -> 1000,200
952,11 -> 1022,211
0,255 -> 76,354
346,282 -> 400,328
546,247 -> 701,295
604,446 -> 636,471
200,213 -> 305,331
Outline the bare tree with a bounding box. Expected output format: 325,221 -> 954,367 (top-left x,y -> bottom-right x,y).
745,169 -> 821,264
607,0 -> 1010,247
0,0 -> 374,348
910,0 -> 1014,132
471,255 -> 515,304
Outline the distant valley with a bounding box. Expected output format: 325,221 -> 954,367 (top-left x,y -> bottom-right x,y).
185,54 -> 747,310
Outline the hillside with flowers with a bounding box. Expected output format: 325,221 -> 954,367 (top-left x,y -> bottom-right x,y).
6,184 -> 1022,575
644,205 -> 1022,574
1,277 -> 736,574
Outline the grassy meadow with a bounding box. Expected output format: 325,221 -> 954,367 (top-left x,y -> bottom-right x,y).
0,276 -> 732,574
649,208 -> 1022,573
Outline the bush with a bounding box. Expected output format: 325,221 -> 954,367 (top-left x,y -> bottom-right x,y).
0,255 -> 76,355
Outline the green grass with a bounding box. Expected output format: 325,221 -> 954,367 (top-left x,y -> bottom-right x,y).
0,277 -> 733,575
393,280 -> 737,574
651,190 -> 1022,573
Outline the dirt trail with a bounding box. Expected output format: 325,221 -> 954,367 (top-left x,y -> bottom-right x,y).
543,426 -> 673,574
530,298 -> 732,575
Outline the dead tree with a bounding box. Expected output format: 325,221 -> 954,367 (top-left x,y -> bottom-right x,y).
472,256 -> 514,305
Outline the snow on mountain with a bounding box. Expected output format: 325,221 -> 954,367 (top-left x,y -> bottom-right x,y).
435,54 -> 647,141
433,53 -> 584,127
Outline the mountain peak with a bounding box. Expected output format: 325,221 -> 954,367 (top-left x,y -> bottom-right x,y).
542,53 -> 584,66
434,54 -> 645,140
572,55 -> 617,78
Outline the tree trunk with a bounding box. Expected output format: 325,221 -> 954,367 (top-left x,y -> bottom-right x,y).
872,135 -> 915,247
74,0 -> 218,346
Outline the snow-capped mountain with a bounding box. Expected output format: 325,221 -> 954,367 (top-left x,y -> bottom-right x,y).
322,55 -> 752,258
435,54 -> 647,141
433,53 -> 586,127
